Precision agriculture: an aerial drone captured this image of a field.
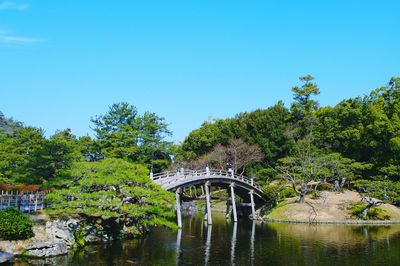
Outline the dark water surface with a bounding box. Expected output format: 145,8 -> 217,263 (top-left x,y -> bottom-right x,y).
15,214 -> 400,266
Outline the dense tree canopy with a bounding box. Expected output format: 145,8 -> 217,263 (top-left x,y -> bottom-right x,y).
1,76 -> 399,211
45,159 -> 176,237
178,101 -> 292,167
177,75 -> 400,204
91,102 -> 172,172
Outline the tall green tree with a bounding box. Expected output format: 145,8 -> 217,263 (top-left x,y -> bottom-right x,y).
32,129 -> 82,183
91,102 -> 172,171
139,111 -> 172,172
290,75 -> 320,139
0,127 -> 46,184
91,102 -> 141,161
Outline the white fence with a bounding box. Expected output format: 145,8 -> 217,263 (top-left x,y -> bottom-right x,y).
0,190 -> 45,212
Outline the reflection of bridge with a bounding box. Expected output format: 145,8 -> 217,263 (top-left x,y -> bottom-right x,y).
152,167 -> 266,227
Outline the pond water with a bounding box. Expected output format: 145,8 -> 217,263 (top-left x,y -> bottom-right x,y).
14,213 -> 400,266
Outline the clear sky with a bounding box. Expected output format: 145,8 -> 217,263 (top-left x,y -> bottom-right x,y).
1,0 -> 399,142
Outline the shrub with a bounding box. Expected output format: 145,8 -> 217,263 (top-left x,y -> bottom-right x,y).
311,190 -> 321,199
348,202 -> 390,220
316,182 -> 333,191
263,184 -> 297,205
0,208 -> 34,240
351,179 -> 400,204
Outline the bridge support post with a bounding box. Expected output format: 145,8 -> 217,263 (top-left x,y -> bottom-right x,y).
176,188 -> 182,228
230,182 -> 237,222
249,189 -> 256,219
205,181 -> 212,225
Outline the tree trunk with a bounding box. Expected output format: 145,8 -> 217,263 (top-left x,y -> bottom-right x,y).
299,193 -> 305,203
299,182 -> 307,203
333,180 -> 340,192
361,205 -> 371,219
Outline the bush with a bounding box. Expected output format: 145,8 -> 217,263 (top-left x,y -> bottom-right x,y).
263,184 -> 297,205
311,190 -> 321,199
0,208 -> 34,240
351,179 -> 400,204
316,182 -> 333,191
348,202 -> 390,220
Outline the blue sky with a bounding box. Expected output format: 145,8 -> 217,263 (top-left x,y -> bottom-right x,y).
1,1 -> 399,142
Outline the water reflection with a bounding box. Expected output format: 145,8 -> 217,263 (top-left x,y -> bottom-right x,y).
250,221 -> 255,266
13,213 -> 400,266
175,228 -> 182,264
231,222 -> 237,266
205,224 -> 212,266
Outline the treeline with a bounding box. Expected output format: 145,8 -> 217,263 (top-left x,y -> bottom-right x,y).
1,76 -> 399,206
0,103 -> 172,186
176,76 -> 400,205
0,104 -> 177,235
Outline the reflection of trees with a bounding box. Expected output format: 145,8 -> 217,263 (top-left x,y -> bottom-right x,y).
265,223 -> 400,265
267,223 -> 400,245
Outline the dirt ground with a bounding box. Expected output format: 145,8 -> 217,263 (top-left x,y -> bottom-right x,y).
266,190 -> 400,222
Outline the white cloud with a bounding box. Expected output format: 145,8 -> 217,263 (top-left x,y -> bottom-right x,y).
0,1 -> 29,11
0,30 -> 42,44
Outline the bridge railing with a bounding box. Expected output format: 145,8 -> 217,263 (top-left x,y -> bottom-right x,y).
152,169 -> 264,193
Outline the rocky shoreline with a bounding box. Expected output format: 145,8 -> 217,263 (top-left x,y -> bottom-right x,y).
0,215 -> 117,264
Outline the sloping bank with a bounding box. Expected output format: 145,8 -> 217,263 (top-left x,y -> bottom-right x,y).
0,159 -> 177,263
263,190 -> 400,224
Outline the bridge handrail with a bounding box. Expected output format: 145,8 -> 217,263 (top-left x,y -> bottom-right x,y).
152,169 -> 264,192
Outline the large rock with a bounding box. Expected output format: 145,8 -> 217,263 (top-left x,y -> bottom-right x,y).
46,219 -> 78,246
83,226 -> 103,243
24,242 -> 68,258
0,252 -> 13,263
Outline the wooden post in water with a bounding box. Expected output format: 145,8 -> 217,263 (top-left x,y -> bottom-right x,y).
176,188 -> 182,228
205,181 -> 212,225
230,182 -> 237,222
249,190 -> 256,219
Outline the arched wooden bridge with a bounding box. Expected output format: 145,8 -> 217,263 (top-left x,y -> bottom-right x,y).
151,167 -> 266,227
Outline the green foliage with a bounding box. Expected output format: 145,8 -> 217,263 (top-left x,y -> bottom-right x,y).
0,209 -> 34,240
349,202 -> 390,220
263,184 -> 296,205
73,228 -> 86,247
275,136 -> 320,194
0,126 -> 83,184
290,75 -> 320,138
45,159 -> 176,234
291,75 -> 320,117
0,127 -> 46,184
179,118 -> 236,159
91,102 -> 172,172
352,179 -> 400,204
178,102 -> 292,170
314,77 -> 400,181
311,190 -> 321,199
31,129 -> 83,182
